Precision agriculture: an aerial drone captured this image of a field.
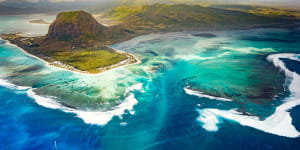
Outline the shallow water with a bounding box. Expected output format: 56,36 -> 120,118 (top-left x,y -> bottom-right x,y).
0,16 -> 300,149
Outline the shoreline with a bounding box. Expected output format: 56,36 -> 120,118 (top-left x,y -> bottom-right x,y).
2,21 -> 296,76
1,38 -> 142,76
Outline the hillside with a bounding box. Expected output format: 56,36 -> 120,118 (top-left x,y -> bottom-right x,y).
104,4 -> 282,33
212,5 -> 300,19
2,4 -> 297,74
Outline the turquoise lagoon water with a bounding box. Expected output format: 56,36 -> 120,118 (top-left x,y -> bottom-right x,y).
0,16 -> 300,149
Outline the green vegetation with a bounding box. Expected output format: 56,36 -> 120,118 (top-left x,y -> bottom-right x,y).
47,10 -> 109,45
56,11 -> 87,23
106,3 -> 280,33
52,49 -> 128,73
2,4 -> 298,74
212,5 -> 300,19
0,34 -> 131,74
111,5 -> 144,19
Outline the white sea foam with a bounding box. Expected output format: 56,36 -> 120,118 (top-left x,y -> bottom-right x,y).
125,83 -> 143,95
0,80 -> 143,126
175,51 -> 230,61
197,53 -> 300,138
267,54 -> 300,76
120,122 -> 128,126
114,32 -> 194,50
184,88 -> 232,101
0,79 -> 30,90
26,83 -> 142,125
198,110 -> 220,131
198,97 -> 300,138
267,53 -> 300,97
27,89 -> 62,109
72,93 -> 138,125
221,47 -> 275,54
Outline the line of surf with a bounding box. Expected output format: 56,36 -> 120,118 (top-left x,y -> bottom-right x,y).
2,38 -> 141,77
27,86 -> 140,125
197,53 -> 300,138
0,79 -> 30,90
184,87 -> 232,102
0,77 -> 142,126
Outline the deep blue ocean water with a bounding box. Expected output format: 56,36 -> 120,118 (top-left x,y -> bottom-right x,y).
0,61 -> 300,150
0,15 -> 300,149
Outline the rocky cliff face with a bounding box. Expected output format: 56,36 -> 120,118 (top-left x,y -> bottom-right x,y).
46,10 -> 108,42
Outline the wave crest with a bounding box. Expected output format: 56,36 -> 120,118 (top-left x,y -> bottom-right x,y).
26,83 -> 142,125
197,53 -> 300,138
0,78 -> 142,126
184,87 -> 232,101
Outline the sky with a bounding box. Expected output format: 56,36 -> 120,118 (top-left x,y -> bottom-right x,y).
0,0 -> 299,9
0,0 -> 98,2
0,0 -> 298,3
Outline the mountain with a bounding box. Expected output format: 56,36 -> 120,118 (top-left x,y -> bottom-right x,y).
212,5 -> 300,19
0,10 -> 135,74
44,10 -> 135,48
105,4 -> 282,33
46,11 -> 108,43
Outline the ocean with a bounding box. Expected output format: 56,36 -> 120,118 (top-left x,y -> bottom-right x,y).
0,15 -> 300,150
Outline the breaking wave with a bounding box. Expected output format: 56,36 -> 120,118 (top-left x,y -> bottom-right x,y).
197,53 -> 300,138
184,87 -> 232,102
0,79 -> 142,126
0,79 -> 30,90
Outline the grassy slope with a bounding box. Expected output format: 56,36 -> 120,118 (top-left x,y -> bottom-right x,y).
106,4 -> 280,33
212,5 -> 300,19
56,11 -> 86,23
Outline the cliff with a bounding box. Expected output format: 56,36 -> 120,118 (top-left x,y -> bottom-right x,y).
46,11 -> 109,46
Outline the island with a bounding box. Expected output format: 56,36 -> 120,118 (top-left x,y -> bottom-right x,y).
29,19 -> 50,24
1,4 -> 295,74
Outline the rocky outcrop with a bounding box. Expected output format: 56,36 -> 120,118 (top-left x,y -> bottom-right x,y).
46,10 -> 108,42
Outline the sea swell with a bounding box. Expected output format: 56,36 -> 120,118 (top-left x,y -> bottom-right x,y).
197,53 -> 300,138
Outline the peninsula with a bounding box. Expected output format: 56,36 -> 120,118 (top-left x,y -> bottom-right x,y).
1,4 -> 295,74
2,10 -> 138,74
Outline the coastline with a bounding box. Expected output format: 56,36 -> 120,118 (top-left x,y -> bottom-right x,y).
1,38 -> 142,76
3,21 -> 296,77
0,37 -> 144,126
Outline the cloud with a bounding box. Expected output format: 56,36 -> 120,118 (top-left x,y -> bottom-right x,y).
48,0 -> 75,2
0,0 -> 79,3
25,0 -> 40,3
